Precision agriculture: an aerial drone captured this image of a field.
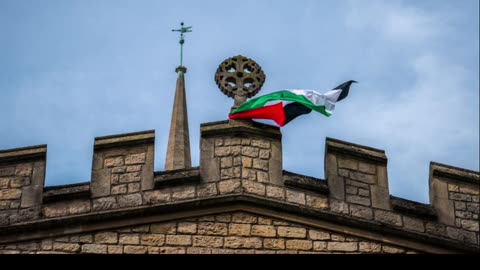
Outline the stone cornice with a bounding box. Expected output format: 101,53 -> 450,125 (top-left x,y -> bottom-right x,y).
0,193 -> 476,253
94,130 -> 155,150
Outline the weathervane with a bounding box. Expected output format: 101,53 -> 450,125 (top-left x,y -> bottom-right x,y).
172,22 -> 192,67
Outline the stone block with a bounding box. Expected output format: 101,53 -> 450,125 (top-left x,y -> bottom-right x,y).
0,189 -> 21,199
306,195 -> 328,209
111,184 -> 127,195
124,246 -> 147,254
229,224 -> 251,236
313,241 -> 327,251
172,186 -> 195,200
338,158 -> 358,170
358,188 -> 370,197
371,185 -> 390,210
330,199 -> 349,215
346,185 -> 358,195
346,195 -> 370,206
127,182 -> 141,193
15,164 -> 33,177
231,212 -> 257,224
251,225 -> 276,237
197,222 -> 228,236
350,171 -> 376,184
125,153 -> 146,165
0,166 -> 15,177
107,246 -> 123,254
277,227 -> 306,238
327,242 -> 358,252
94,232 -> 118,244
358,162 -> 376,174
286,189 -> 306,205
166,235 -> 192,246
241,147 -> 259,158
220,157 -> 232,168
218,179 -> 241,194
224,237 -> 262,249
119,234 -> 140,245
251,139 -> 270,149
374,210 -> 402,227
286,240 -> 313,250
117,193 -> 142,207
11,178 -> 30,188
104,157 -> 124,168
403,216 -> 425,232
159,247 -> 185,254
382,246 -> 405,254
81,244 -> 107,254
259,149 -> 270,159
177,222 -> 197,234
359,242 -> 381,253
308,230 -> 330,240
241,168 -> 256,181
0,178 -> 10,188
242,180 -> 265,196
192,236 -> 223,248
263,239 -> 285,250
151,222 -> 176,234
126,165 -> 142,172
196,183 -> 217,197
252,159 -> 268,171
143,190 -> 171,204
266,185 -> 285,200
53,243 -> 80,253
187,247 -> 212,254
461,220 -> 479,232
346,179 -> 369,189
119,172 -> 141,183
350,204 -> 373,219
328,175 -> 345,200
257,171 -> 269,183
141,234 -> 165,246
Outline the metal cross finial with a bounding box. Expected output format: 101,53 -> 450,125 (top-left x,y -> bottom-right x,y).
172,22 -> 192,67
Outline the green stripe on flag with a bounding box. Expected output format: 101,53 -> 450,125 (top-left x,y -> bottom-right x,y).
231,90 -> 332,116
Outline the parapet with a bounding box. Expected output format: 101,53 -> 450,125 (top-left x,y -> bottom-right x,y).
0,121 -> 478,253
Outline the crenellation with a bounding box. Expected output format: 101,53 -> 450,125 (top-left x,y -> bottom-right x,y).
0,124 -> 478,253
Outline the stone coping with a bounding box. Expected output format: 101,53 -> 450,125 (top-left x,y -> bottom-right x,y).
43,182 -> 91,204
94,130 -> 155,150
326,137 -> 387,165
283,170 -> 329,194
0,144 -> 47,164
200,120 -> 281,140
154,167 -> 201,188
431,162 -> 479,185
390,196 -> 437,220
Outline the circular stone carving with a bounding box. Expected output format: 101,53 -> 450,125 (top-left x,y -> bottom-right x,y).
215,55 -> 266,103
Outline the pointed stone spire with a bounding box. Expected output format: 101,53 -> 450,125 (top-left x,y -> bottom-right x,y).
165,66 -> 191,170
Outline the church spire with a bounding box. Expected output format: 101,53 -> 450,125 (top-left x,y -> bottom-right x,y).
165,22 -> 192,171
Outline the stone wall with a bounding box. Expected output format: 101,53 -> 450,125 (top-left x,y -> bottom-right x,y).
0,120 -> 478,253
200,120 -> 282,185
0,145 -> 46,226
0,211 -> 414,254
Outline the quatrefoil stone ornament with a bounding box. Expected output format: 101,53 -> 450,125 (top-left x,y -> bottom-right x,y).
215,55 -> 266,110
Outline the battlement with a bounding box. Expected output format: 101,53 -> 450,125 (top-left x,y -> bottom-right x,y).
0,120 -> 478,254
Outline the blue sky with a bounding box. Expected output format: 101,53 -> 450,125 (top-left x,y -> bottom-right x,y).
0,0 -> 478,203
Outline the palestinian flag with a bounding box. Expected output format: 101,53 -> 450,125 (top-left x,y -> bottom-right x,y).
229,80 -> 357,127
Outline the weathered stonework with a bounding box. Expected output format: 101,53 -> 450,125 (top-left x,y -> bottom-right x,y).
0,123 -> 478,254
0,212 -> 413,254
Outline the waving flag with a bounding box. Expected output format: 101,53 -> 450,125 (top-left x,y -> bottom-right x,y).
228,80 -> 357,126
